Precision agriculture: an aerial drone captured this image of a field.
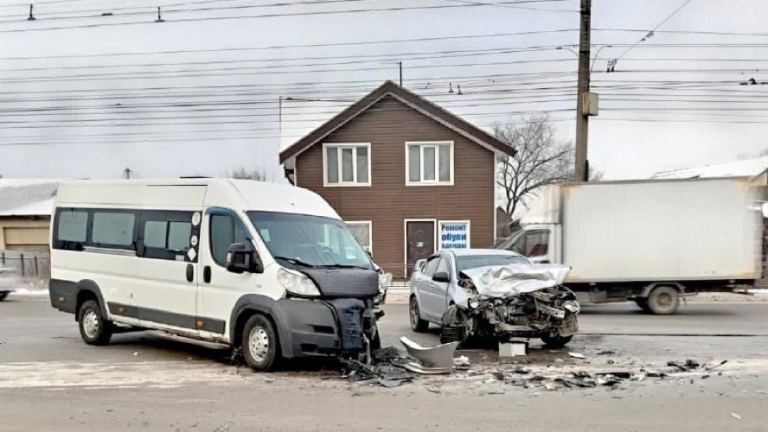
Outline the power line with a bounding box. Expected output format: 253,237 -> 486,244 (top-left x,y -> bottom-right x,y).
0,0 -> 378,22
612,0 -> 695,63
0,32 -> 576,61
439,0 -> 577,13
0,1 -> 573,34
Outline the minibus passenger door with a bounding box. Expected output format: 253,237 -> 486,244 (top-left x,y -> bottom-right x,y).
134,211 -> 201,336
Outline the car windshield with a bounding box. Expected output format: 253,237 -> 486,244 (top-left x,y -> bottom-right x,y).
455,254 -> 530,273
247,211 -> 373,269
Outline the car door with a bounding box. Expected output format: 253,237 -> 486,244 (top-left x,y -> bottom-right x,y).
413,255 -> 440,321
430,256 -> 452,318
134,210 -> 200,335
196,209 -> 258,341
419,255 -> 447,322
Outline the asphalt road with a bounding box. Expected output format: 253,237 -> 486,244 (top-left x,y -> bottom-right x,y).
2,295 -> 768,431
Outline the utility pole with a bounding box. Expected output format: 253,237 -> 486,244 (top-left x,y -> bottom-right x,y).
278,96 -> 283,146
574,0 -> 591,182
398,61 -> 403,86
122,167 -> 132,179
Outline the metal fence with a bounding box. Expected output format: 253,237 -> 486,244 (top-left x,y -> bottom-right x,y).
0,250 -> 50,288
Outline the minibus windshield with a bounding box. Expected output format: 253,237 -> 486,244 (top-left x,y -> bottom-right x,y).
247,211 -> 373,269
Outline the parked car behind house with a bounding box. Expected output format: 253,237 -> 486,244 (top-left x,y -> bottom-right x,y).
408,249 -> 579,347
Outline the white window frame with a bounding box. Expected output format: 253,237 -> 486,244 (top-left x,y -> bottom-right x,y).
437,220 -> 471,251
405,141 -> 454,186
345,220 -> 373,255
322,143 -> 372,187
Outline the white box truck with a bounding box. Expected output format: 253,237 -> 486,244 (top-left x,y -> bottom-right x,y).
497,178 -> 763,314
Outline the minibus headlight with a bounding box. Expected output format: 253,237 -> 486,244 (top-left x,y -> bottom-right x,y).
278,267 -> 321,297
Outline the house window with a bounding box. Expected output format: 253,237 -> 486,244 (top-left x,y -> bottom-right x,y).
346,221 -> 372,255
323,143 -> 371,186
406,141 -> 453,185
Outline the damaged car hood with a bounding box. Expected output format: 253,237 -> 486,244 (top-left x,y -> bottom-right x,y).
459,264 -> 572,298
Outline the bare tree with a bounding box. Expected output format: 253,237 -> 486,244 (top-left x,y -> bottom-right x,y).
224,167 -> 267,181
494,116 -> 575,219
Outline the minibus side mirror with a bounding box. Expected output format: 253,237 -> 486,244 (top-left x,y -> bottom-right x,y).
226,243 -> 264,274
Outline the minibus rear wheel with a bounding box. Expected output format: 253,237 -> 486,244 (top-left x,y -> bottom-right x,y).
78,300 -> 113,345
242,314 -> 280,372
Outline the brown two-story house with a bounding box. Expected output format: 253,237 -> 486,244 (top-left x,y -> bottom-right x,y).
279,81 -> 515,279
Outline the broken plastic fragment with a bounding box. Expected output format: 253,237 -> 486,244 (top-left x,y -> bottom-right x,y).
569,352 -> 586,359
731,413 -> 742,420
453,355 -> 471,371
400,337 -> 458,369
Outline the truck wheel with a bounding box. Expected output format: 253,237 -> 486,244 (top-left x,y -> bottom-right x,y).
634,298 -> 651,313
242,314 -> 280,372
409,296 -> 429,332
541,334 -> 573,348
78,300 -> 113,345
646,286 -> 680,315
0,291 -> 9,301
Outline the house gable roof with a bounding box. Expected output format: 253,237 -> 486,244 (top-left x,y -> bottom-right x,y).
279,80 -> 515,164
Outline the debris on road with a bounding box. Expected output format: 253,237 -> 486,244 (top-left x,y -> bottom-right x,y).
731,413 -> 742,420
706,360 -> 728,370
667,359 -> 700,372
400,337 -> 457,375
453,356 -> 471,371
499,342 -> 528,357
569,352 -> 586,360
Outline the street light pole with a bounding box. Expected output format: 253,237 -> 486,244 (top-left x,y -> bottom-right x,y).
574,0 -> 591,182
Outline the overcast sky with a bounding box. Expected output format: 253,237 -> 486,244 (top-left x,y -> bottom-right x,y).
1,0 -> 767,181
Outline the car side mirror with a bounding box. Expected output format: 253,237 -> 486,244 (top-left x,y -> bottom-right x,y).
365,249 -> 373,258
432,271 -> 450,283
226,243 -> 264,274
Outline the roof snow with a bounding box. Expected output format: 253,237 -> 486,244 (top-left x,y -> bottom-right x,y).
0,179 -> 60,217
653,157 -> 768,180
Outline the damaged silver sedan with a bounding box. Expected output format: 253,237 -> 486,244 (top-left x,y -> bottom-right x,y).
409,249 -> 579,348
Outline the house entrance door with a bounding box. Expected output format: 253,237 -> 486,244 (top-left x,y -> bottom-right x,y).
405,220 -> 435,277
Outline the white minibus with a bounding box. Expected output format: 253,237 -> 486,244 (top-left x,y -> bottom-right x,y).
49,179 -> 381,371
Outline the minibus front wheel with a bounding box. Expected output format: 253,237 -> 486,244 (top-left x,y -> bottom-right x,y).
242,314 -> 281,372
78,299 -> 113,345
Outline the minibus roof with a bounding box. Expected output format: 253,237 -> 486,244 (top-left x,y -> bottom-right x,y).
57,179 -> 340,219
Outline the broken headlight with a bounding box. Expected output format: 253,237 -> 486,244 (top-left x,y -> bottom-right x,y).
278,267 -> 321,297
563,300 -> 580,315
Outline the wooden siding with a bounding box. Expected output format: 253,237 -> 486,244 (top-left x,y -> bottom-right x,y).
296,96 -> 496,279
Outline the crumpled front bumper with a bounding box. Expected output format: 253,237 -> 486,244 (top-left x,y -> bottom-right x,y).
271,298 -> 374,358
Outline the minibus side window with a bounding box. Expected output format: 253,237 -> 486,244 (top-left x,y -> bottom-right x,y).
54,208 -> 88,250
139,211 -> 195,261
91,211 -> 136,249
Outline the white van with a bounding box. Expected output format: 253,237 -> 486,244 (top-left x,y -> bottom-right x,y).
49,179 -> 382,371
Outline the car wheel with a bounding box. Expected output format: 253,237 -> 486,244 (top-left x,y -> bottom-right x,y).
242,314 -> 280,372
78,300 -> 113,345
409,296 -> 429,332
541,334 -> 573,348
0,291 -> 9,301
646,286 -> 680,315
